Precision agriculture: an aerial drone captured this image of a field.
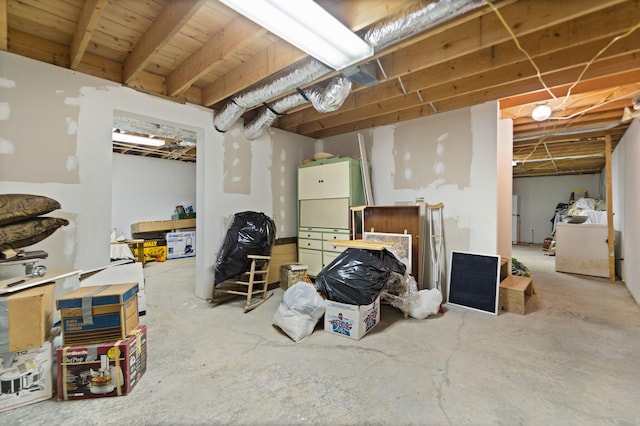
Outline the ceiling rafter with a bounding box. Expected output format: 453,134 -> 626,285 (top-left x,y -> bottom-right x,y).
122,0 -> 207,85
0,0 -> 7,50
166,16 -> 266,97
70,0 -> 107,69
297,42 -> 640,139
278,0 -> 638,132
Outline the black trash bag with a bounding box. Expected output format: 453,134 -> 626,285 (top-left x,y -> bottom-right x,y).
315,248 -> 406,305
214,211 -> 276,285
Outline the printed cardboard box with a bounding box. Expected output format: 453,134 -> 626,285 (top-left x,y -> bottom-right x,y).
56,283 -> 139,346
129,239 -> 167,262
324,296 -> 380,340
166,231 -> 196,259
57,325 -> 146,400
0,283 -> 55,352
0,340 -> 53,413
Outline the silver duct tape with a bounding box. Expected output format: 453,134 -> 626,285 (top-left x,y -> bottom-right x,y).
81,285 -> 111,326
215,59 -> 329,133
243,93 -> 308,140
365,0 -> 485,49
0,298 -> 9,353
307,77 -> 352,113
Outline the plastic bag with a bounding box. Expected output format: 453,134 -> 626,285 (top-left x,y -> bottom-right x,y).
408,288 -> 443,319
315,248 -> 406,305
214,211 -> 276,285
272,282 -> 326,342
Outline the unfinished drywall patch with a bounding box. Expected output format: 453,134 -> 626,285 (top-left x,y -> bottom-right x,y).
318,130 -> 372,158
392,108 -> 472,190
0,61 -> 81,184
269,128 -> 315,238
223,125 -> 251,194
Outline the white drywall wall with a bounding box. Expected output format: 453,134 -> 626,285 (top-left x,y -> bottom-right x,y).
512,173 -> 603,244
112,153 -> 196,240
612,118 -> 640,303
320,101 -> 503,290
0,51 -> 313,301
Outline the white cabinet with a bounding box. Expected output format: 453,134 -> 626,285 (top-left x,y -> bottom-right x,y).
298,161 -> 352,200
555,223 -> 608,278
298,227 -> 349,276
297,158 -> 364,277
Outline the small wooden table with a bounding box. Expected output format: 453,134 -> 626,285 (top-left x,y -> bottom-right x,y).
330,239 -> 394,250
111,239 -> 145,264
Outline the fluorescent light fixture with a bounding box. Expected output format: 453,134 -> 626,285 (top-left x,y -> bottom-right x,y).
112,131 -> 165,147
220,0 -> 373,71
531,104 -> 552,121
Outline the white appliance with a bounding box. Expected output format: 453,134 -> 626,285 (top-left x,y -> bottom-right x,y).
512,195 -> 520,244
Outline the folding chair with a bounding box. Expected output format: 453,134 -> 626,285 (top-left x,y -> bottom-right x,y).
211,254 -> 272,312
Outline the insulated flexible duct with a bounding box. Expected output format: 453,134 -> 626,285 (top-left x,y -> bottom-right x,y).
306,77 -> 353,114
364,0 -> 484,49
243,77 -> 352,139
213,59 -> 329,132
216,0 -> 485,138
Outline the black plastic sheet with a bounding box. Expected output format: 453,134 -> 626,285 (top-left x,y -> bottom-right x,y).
315,248 -> 406,305
214,211 -> 276,285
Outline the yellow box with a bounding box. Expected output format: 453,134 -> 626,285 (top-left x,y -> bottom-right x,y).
129,239 -> 167,262
0,283 -> 55,352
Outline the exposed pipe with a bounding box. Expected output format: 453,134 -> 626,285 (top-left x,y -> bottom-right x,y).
513,123 -> 620,141
214,59 -> 329,132
243,77 -> 352,139
306,77 -> 353,113
363,0 -> 484,49
216,0 -> 485,138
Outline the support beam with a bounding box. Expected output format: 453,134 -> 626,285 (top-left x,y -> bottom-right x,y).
605,133 -> 615,282
70,0 -> 107,69
166,18 -> 265,97
0,0 -> 6,51
122,0 -> 206,85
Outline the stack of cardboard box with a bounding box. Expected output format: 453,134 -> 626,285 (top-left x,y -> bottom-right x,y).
54,282 -> 146,400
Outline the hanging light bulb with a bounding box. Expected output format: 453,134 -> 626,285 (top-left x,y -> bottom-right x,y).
531,104 -> 552,121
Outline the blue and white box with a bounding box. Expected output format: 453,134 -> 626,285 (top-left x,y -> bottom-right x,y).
324,296 -> 380,340
166,231 -> 196,259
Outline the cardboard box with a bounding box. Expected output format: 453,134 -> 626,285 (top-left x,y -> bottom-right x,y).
129,239 -> 167,262
279,263 -> 309,290
0,340 -> 53,413
57,325 -> 146,400
0,283 -> 55,352
171,212 -> 196,220
166,231 -> 196,259
79,262 -> 147,316
56,283 -> 139,346
324,296 -> 380,340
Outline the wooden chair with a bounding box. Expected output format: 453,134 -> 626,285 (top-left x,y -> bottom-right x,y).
211,255 -> 273,312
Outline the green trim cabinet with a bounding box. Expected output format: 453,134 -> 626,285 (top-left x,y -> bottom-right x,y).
297,157 -> 365,277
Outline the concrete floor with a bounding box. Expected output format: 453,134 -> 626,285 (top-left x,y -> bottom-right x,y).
2,244 -> 639,425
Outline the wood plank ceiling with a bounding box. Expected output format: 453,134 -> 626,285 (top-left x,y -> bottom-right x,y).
3,0 -> 639,177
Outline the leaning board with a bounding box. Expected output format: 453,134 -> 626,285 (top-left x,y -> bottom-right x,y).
447,251 -> 501,315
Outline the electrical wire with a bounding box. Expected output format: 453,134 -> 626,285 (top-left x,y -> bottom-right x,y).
486,1 -> 558,101
487,0 -> 640,111
489,0 -> 640,169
